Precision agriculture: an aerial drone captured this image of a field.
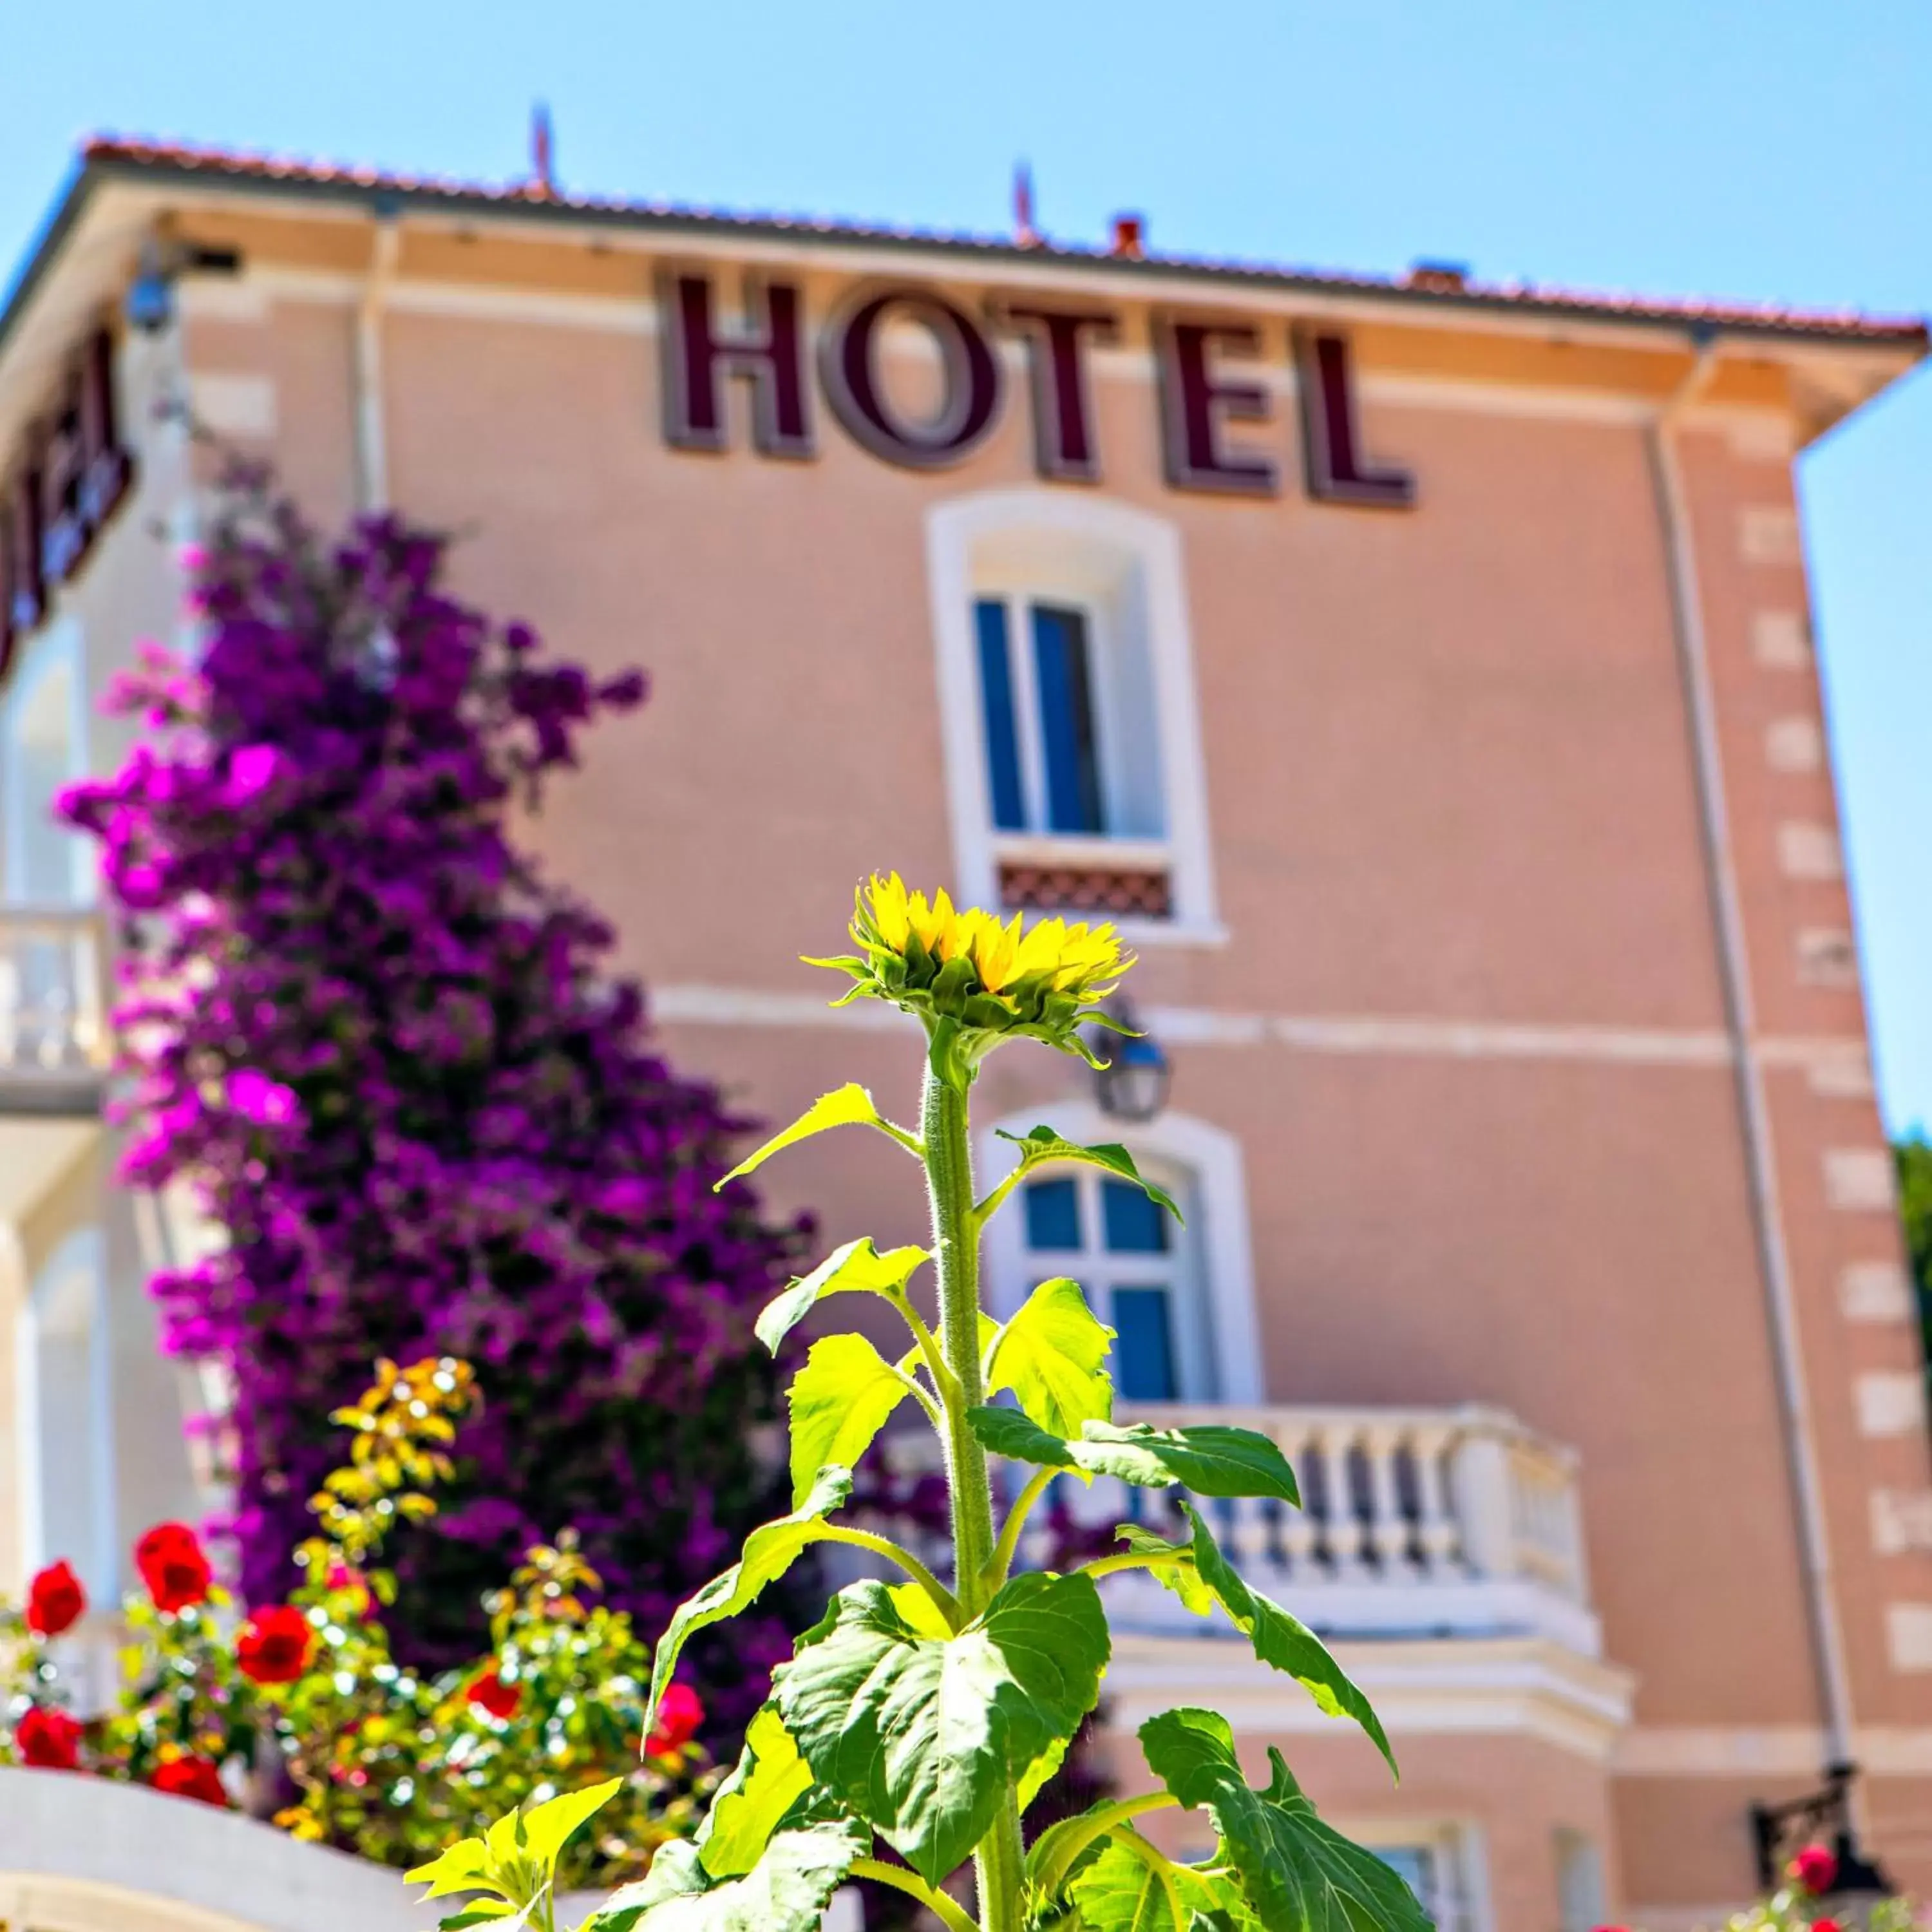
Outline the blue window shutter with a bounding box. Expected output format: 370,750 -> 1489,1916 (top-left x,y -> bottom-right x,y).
974,599 -> 1027,831
1101,1178 -> 1170,1255
1112,1287 -> 1177,1400
1030,604 -> 1104,835
1023,1176 -> 1083,1251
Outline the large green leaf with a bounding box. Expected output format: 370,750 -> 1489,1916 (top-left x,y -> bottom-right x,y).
646,1467 -> 853,1732
698,1708 -> 819,1881
1168,1502 -> 1393,1775
756,1238 -> 928,1355
1068,1832 -> 1257,1932
1139,1710 -> 1429,1932
772,1571 -> 1109,1886
518,1777 -> 627,1866
787,1334 -> 913,1509
968,1407 -> 1300,1505
718,1084 -> 896,1186
983,1278 -> 1115,1437
994,1127 -> 1185,1224
591,1817 -> 869,1932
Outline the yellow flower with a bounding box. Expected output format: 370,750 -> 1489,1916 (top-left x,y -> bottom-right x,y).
806,873 -> 1133,1075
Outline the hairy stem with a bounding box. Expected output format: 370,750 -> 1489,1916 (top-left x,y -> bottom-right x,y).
816,1526 -> 963,1629
922,1056 -> 1025,1932
851,1859 -> 983,1932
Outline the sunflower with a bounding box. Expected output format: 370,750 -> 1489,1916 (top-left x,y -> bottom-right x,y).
806,873 -> 1134,1075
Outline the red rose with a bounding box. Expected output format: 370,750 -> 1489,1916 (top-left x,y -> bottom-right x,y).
467,1668 -> 522,1721
135,1522 -> 213,1614
646,1681 -> 705,1757
24,1560 -> 86,1638
236,1604 -> 312,1685
1814,1919 -> 1842,1932
1790,1844 -> 1837,1896
150,1752 -> 228,1807
15,1705 -> 82,1770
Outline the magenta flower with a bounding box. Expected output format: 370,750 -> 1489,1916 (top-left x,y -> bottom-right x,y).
59,470 -> 807,1736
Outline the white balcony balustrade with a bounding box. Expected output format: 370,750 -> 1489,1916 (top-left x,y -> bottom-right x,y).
0,906 -> 109,1104
857,1402 -> 1600,1657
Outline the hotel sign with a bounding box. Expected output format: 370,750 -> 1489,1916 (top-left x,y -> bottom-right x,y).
0,324 -> 134,676
661,273 -> 1416,506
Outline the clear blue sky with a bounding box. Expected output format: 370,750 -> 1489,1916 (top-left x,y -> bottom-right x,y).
3,2 -> 1928,1128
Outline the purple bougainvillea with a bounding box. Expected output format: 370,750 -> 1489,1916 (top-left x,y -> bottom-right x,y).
59,471 -> 808,1727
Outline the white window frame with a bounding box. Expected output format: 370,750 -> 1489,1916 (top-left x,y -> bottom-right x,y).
1,613 -> 93,909
1006,1150 -> 1212,1404
926,488 -> 1222,945
978,1100 -> 1263,1405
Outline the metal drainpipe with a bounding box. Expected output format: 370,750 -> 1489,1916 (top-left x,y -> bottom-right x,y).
1647,331 -> 1858,1772
353,207 -> 399,513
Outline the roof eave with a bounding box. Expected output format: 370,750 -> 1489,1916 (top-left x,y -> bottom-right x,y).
59,147 -> 1932,359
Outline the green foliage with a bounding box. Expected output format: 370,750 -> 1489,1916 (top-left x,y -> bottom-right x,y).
1113,1504 -> 1394,1773
696,1708 -> 819,1880
1139,1710 -> 1427,1932
984,1278 -> 1118,1437
645,1469 -> 856,1728
757,1240 -> 929,1356
986,1128 -> 1183,1226
773,1574 -> 1108,1885
788,1337 -> 918,1509
594,1818 -> 871,1932
421,887 -> 1410,1932
1067,1832 -> 1253,1932
969,1408 -> 1302,1504
408,1777 -> 626,1931
720,1084 -> 912,1186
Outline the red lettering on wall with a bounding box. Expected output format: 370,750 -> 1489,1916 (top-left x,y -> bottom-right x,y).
997,303 -> 1117,483
660,272 -> 814,459
1297,329 -> 1416,508
821,288 -> 1004,470
1155,319 -> 1278,497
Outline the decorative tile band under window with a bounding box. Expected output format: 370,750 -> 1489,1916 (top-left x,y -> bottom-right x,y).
998,861 -> 1172,919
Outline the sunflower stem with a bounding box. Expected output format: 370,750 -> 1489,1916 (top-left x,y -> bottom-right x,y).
922,1054 -> 1025,1932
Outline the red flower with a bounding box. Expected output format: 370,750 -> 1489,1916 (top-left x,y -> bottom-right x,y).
1790,1844 -> 1837,1896
236,1604 -> 312,1684
646,1681 -> 705,1757
24,1560 -> 86,1638
150,1752 -> 228,1807
467,1668 -> 522,1721
1814,1919 -> 1842,1932
15,1705 -> 83,1770
134,1522 -> 213,1614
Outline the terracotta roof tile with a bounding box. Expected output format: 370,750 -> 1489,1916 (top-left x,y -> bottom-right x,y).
70,135 -> 1932,348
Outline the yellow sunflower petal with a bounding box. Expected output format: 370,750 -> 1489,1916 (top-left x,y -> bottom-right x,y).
864,872 -> 912,951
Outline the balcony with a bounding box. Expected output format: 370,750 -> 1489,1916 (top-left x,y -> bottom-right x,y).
863,1401 -> 1600,1658
0,906 -> 109,1114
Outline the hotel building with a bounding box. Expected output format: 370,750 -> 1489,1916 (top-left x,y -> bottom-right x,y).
0,136 -> 1928,1930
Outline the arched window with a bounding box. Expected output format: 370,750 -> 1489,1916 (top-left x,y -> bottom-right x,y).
926,491 -> 1220,940
978,1103 -> 1262,1406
